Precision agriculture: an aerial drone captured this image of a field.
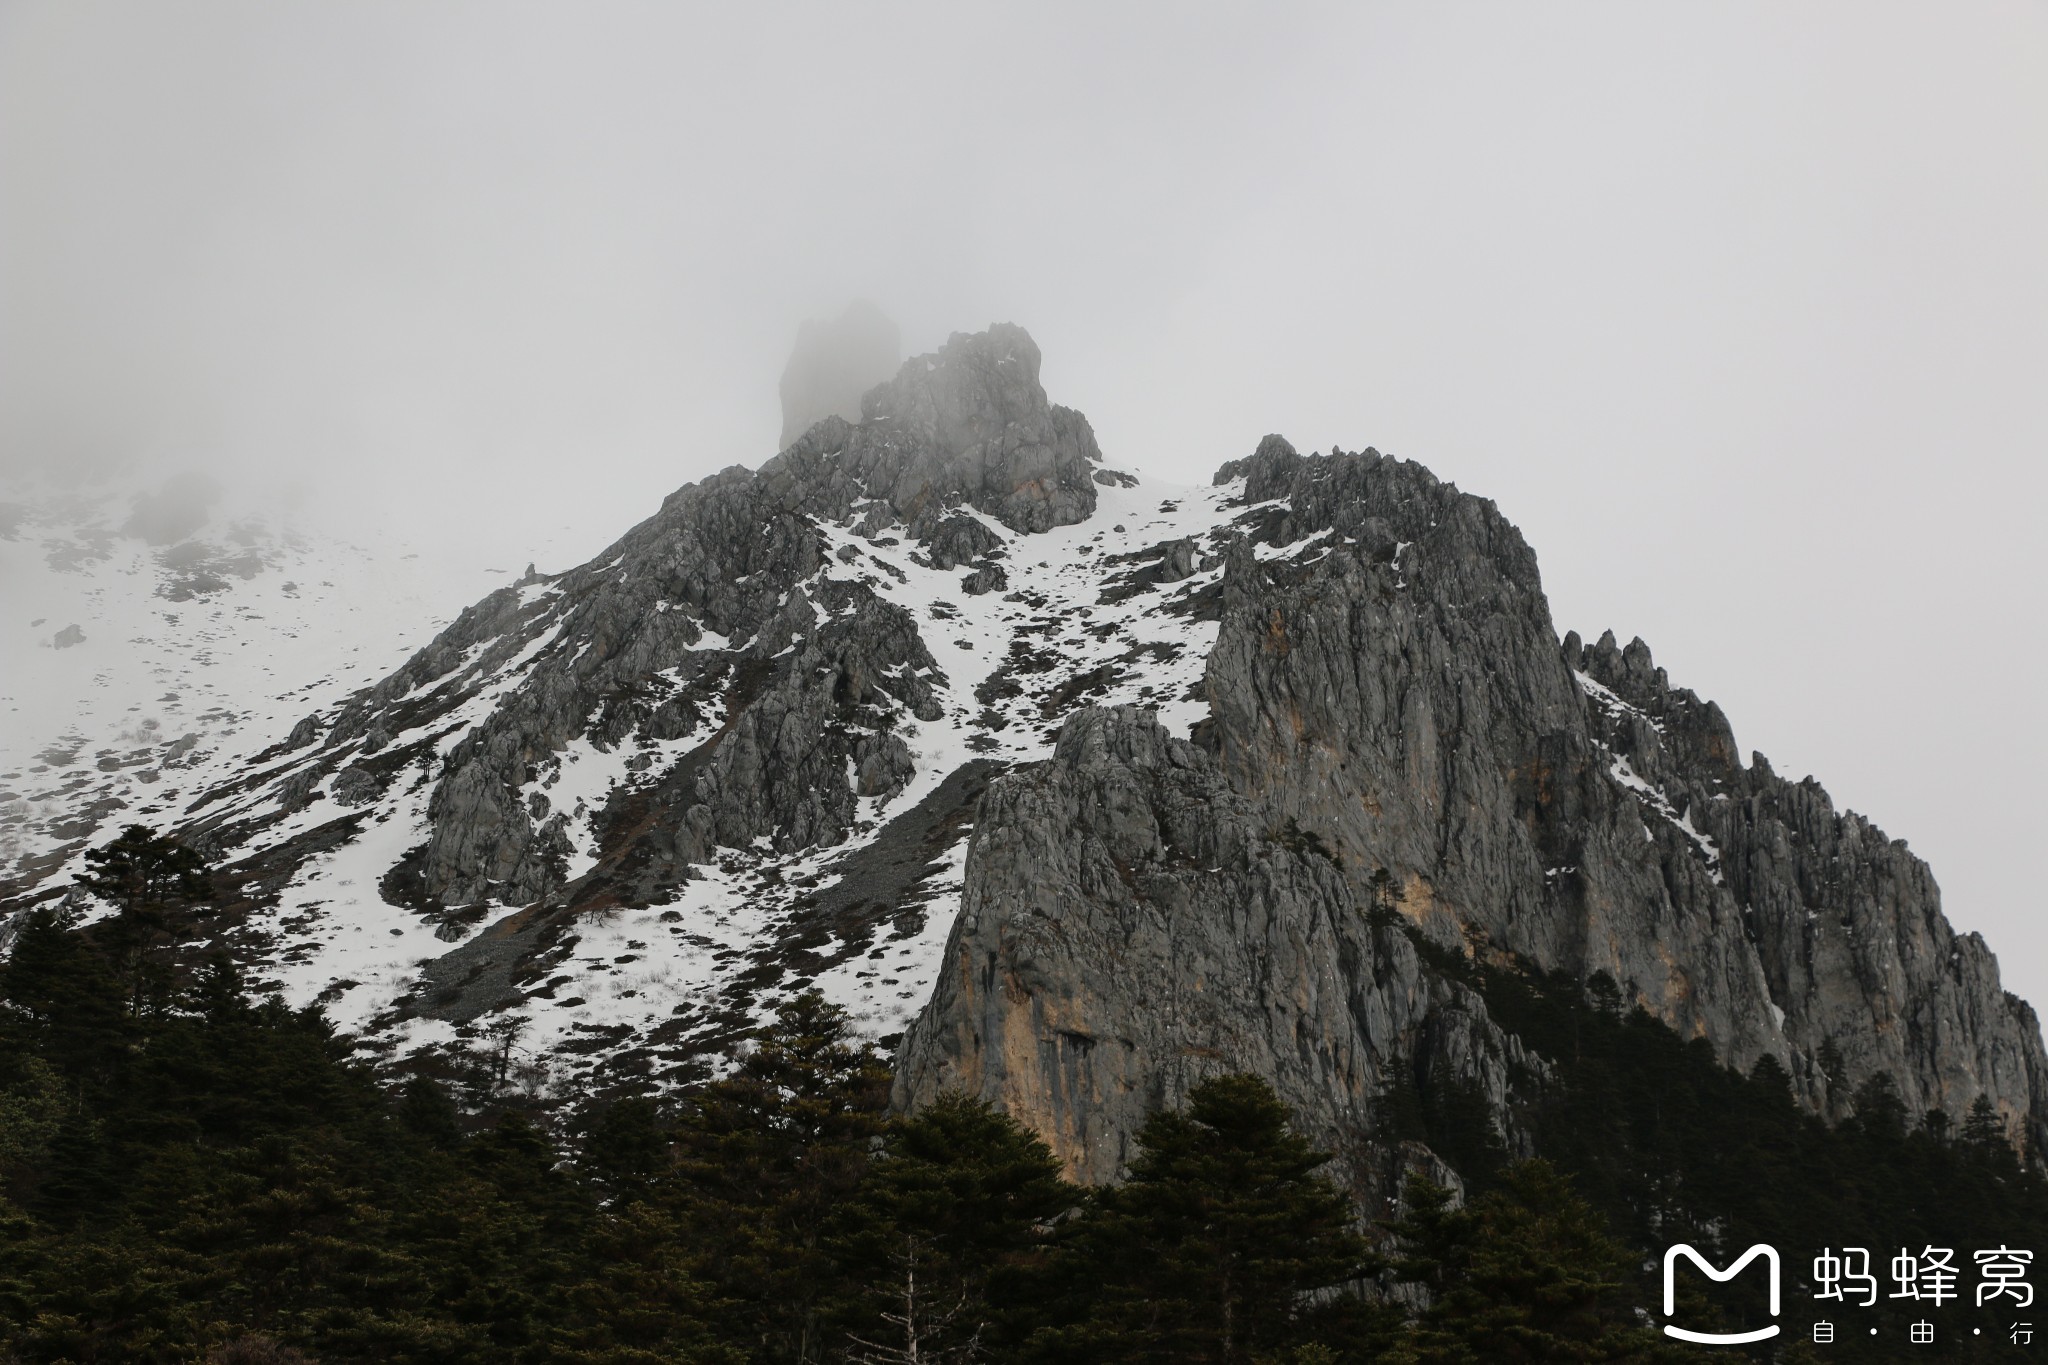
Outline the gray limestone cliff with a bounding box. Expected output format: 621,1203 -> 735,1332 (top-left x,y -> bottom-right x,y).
893,704 -> 1531,1187
896,435 -> 2048,1172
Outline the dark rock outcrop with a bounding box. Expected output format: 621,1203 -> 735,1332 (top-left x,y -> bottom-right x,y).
1568,628 -> 2046,1133
823,323 -> 1104,536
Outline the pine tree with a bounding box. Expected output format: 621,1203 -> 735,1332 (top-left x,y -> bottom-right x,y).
0,902 -> 132,1089
74,823 -> 214,1018
575,1093 -> 671,1205
666,992 -> 892,1363
396,1073 -> 464,1150
834,1093 -> 1075,1363
0,1055 -> 64,1196
75,824 -> 213,921
1031,1074 -> 1370,1365
1847,1073 -> 1908,1145
1385,1174 -> 1477,1311
0,904 -> 138,1227
549,1195 -> 744,1364
163,1133 -> 399,1351
1960,1094 -> 2011,1158
1391,1159 -> 1660,1364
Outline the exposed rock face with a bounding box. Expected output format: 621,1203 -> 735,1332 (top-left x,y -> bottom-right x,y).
1208,438 -> 2044,1134
856,325 -> 1101,534
894,705 -> 1531,1188
1195,437 -> 1790,1068
897,435 -> 2048,1165
779,301 -> 901,450
1568,628 -> 2047,1133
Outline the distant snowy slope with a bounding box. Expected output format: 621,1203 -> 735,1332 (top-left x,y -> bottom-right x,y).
0,469 -> 522,893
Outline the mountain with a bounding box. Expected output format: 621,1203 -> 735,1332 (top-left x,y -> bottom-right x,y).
6,323 -> 2042,1185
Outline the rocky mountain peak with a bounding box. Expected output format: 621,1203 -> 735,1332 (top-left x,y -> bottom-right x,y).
766,320 -> 1100,540
863,323 -> 1043,439
780,321 -> 1104,536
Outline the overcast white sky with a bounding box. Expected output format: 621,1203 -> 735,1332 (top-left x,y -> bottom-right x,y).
4,2 -> 2045,1011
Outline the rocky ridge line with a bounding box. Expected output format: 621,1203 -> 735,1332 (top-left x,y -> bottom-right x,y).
897,435 -> 2048,1172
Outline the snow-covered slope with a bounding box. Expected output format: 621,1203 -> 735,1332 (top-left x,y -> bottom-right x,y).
14,468 -> 1248,1093
262,472 -> 1237,1084
0,469 -> 518,895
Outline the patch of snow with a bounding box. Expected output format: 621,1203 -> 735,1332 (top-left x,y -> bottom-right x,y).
1605,754 -> 1725,884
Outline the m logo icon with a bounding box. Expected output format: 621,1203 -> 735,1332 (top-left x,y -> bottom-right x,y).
1663,1244 -> 1782,1344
